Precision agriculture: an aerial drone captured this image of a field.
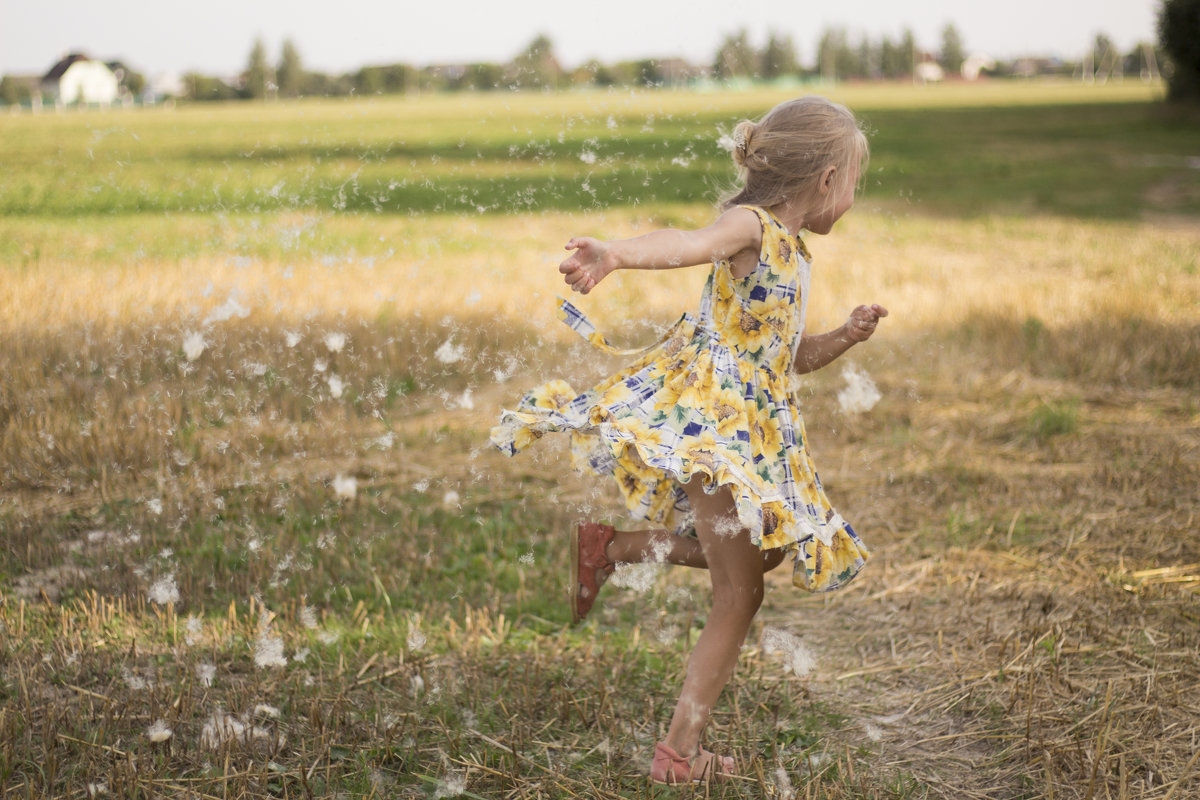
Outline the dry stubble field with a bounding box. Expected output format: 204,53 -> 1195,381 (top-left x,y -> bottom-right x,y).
1,84 -> 1198,799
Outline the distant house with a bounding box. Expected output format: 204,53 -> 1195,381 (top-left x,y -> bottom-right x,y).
961,54 -> 996,81
147,72 -> 185,101
914,60 -> 945,84
42,53 -> 119,106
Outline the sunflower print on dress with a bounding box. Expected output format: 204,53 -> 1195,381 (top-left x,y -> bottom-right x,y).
492,206 -> 869,592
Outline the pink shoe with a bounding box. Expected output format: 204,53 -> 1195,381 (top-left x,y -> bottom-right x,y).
650,742 -> 735,785
570,522 -> 615,624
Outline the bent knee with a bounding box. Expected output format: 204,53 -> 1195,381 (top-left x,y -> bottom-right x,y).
711,582 -> 765,616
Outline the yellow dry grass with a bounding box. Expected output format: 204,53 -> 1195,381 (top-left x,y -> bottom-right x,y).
4,208 -> 1196,337
3,195 -> 1199,797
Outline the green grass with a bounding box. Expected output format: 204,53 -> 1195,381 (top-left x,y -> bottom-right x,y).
1025,399 -> 1080,441
2,484 -> 906,798
0,82 -> 1193,226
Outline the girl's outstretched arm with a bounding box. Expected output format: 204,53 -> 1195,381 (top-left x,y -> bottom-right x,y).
792,304 -> 888,374
559,207 -> 761,294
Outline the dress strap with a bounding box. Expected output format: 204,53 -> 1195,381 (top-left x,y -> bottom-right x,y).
557,297 -> 689,356
738,204 -> 812,262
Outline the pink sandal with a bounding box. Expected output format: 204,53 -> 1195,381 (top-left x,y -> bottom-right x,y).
650,741 -> 735,784
570,522 -> 615,624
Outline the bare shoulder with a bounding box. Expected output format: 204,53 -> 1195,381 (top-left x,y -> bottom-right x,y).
703,206 -> 763,256
705,206 -> 763,272
711,206 -> 762,239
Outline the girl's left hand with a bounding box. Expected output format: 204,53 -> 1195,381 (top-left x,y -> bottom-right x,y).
845,304 -> 888,342
559,236 -> 617,294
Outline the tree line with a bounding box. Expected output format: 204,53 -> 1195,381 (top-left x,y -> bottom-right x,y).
122,0 -> 1200,105
188,24 -> 1168,103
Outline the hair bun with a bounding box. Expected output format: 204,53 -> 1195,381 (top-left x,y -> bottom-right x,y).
731,120 -> 756,168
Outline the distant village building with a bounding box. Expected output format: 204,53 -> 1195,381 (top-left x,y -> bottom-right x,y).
961,54 -> 996,81
42,53 -> 119,106
148,72 -> 186,102
915,60 -> 945,84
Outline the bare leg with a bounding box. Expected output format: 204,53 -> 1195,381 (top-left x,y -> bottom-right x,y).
606,528 -> 787,572
606,528 -> 707,568
661,479 -> 772,762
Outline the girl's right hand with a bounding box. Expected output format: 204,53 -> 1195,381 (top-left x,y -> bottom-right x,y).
559,237 -> 617,294
844,304 -> 888,342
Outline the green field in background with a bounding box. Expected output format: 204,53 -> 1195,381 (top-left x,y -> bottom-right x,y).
1,81 -> 1193,228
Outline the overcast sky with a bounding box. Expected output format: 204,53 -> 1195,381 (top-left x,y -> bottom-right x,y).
1,0 -> 1161,77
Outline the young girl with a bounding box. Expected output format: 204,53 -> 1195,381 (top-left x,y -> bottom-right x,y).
491,96 -> 887,784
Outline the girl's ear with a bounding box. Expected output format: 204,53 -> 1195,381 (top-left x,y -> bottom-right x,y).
819,165 -> 838,195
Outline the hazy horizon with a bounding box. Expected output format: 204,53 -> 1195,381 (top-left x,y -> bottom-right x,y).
2,0 -> 1160,78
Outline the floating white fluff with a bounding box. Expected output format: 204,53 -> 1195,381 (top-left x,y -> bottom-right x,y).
432,772 -> 467,799
145,719 -> 173,743
200,709 -> 284,749
203,294 -> 250,326
434,338 -> 466,364
407,624 -> 427,652
254,615 -> 287,668
299,604 -> 319,629
323,332 -> 346,353
774,766 -> 796,800
761,627 -> 816,677
182,331 -> 206,362
197,663 -> 216,687
836,363 -> 882,414
608,562 -> 661,594
148,574 -> 179,606
332,474 -> 357,501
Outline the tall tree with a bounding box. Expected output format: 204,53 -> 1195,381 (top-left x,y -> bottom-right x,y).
0,76 -> 28,105
899,29 -> 917,79
509,34 -> 561,89
939,23 -> 966,76
462,63 -> 502,91
244,37 -> 270,99
835,31 -> 865,79
1159,0 -> 1200,101
760,31 -> 798,80
355,66 -> 385,95
880,35 -> 909,79
277,38 -> 304,98
858,35 -> 879,79
633,59 -> 664,87
817,28 -> 847,82
186,73 -> 239,101
713,30 -> 756,79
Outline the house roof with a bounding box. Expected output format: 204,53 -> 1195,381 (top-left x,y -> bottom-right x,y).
43,53 -> 92,82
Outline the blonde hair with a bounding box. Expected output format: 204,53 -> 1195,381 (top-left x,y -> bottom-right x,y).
719,96 -> 869,217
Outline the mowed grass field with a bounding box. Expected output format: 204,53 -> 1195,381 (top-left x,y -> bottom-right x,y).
1,81 -> 1198,799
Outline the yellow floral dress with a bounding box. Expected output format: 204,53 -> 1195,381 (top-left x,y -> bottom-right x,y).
491,206 -> 869,592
